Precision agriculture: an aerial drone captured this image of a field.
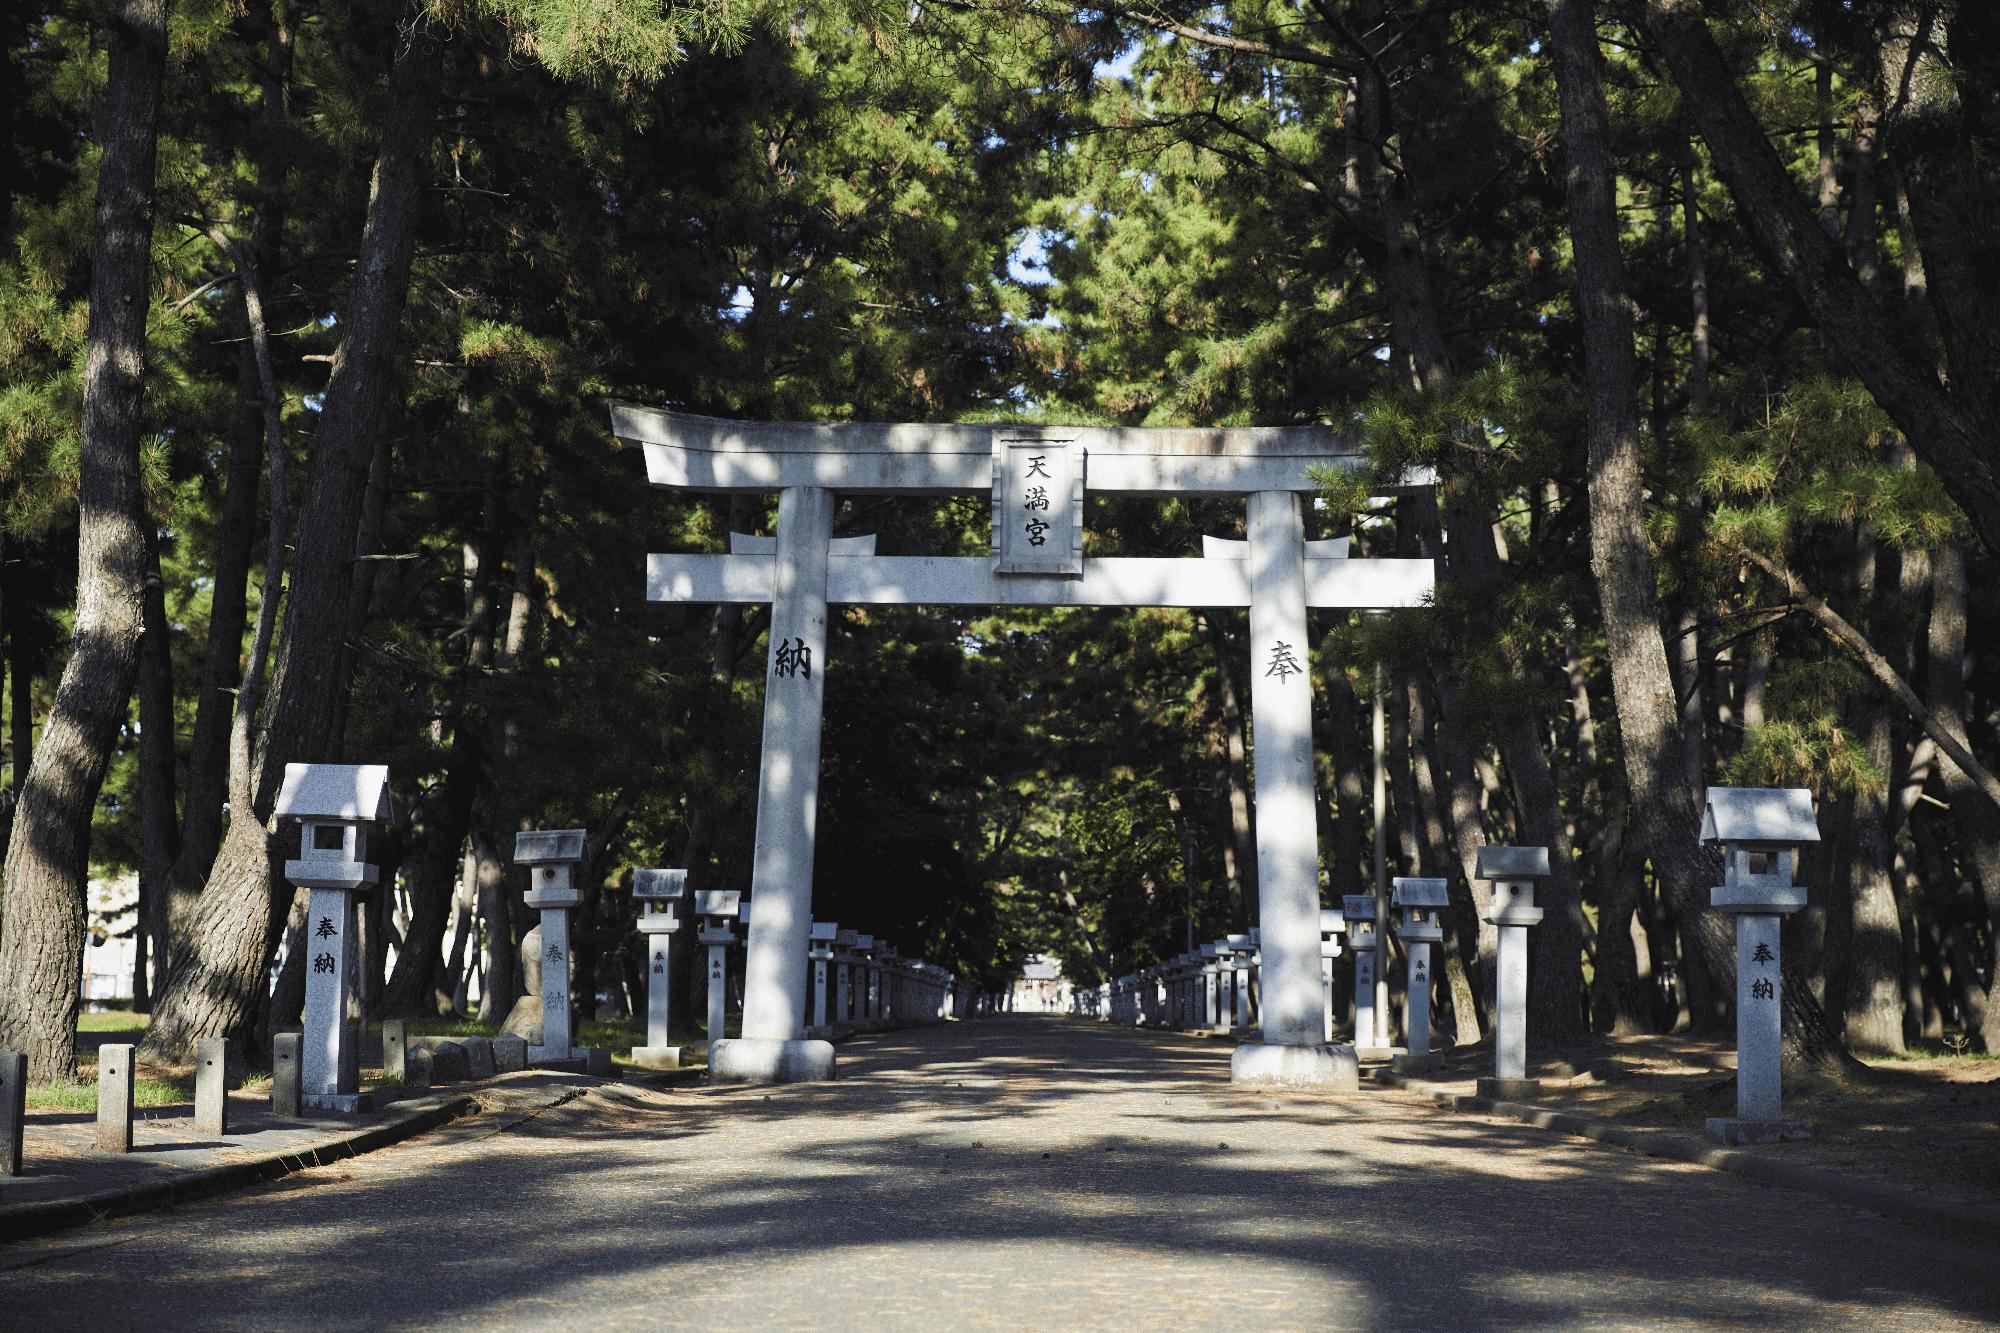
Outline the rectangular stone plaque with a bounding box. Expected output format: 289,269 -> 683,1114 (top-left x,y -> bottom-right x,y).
992,433 -> 1084,576
1341,895 -> 1378,920
633,868 -> 688,900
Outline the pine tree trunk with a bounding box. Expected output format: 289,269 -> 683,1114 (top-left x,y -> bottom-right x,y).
1546,0 -> 1736,1037
135,527 -> 180,1011
0,0 -> 168,1084
175,4 -> 294,888
139,19 -> 443,1062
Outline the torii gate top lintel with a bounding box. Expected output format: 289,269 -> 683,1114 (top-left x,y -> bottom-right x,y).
612,403 -> 1384,496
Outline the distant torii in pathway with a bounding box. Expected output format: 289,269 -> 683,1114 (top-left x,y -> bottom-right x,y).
616,406 -> 1434,1087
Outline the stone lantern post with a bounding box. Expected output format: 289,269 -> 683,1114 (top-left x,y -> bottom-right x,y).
1391,877 -> 1448,1073
631,868 -> 687,1070
515,829 -> 587,1066
808,921 -> 838,1037
276,763 -> 391,1114
1701,786 -> 1819,1144
1343,895 -> 1396,1059
1476,845 -> 1549,1099
1319,909 -> 1347,1043
695,890 -> 741,1060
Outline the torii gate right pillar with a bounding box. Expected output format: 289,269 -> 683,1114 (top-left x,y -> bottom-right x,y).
1230,491 -> 1361,1091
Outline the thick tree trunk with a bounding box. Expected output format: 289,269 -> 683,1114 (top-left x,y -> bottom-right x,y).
1326,667 -> 1369,898
0,0 -> 168,1083
472,825 -> 516,1022
140,20 -> 443,1061
175,4 -> 294,887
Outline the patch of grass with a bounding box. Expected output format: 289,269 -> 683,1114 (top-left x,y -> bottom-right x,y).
77,1010 -> 150,1034
26,1076 -> 187,1113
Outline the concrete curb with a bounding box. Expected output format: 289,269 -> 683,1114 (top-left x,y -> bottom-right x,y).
0,1092 -> 478,1245
1371,1068 -> 2000,1246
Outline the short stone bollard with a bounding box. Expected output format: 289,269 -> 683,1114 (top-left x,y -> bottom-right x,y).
195,1036 -> 231,1136
1,1049 -> 26,1176
1700,786 -> 1819,1145
1476,845 -> 1549,1099
276,762 -> 392,1115
493,1034 -> 529,1074
1391,878 -> 1448,1074
272,1033 -> 302,1115
631,868 -> 688,1069
382,1018 -> 408,1082
96,1043 -> 135,1153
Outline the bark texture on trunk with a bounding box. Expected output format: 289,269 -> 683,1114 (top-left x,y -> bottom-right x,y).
140,20 -> 442,1062
0,0 -> 168,1083
135,527 -> 180,1010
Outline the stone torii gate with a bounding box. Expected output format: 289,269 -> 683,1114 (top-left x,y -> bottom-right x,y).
615,406 -> 1434,1087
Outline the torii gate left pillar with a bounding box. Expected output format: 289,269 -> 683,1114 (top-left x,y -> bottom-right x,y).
712,485 -> 839,1082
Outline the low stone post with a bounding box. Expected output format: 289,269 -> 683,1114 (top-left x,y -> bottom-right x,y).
1391,878 -> 1448,1074
880,946 -> 900,1025
696,890 -> 742,1060
272,1033 -> 301,1116
1343,895 -> 1395,1059
632,868 -> 689,1070
276,762 -> 392,1114
382,1018 -> 407,1082
1700,786 -> 1819,1144
515,829 -> 588,1066
808,922 -> 838,1037
195,1036 -> 231,1136
1200,944 -> 1224,1033
96,1043 -> 134,1153
1476,846 -> 1549,1099
1319,909 -> 1347,1044
1,1049 -> 26,1176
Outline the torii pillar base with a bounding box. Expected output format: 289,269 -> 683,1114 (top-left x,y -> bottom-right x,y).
631,1046 -> 683,1070
1230,1042 -> 1360,1091
709,1038 -> 836,1084
1704,1117 -> 1814,1146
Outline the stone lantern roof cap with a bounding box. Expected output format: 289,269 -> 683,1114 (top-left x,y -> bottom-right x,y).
810,921 -> 839,941
1393,877 -> 1450,907
1701,786 -> 1820,846
274,763 -> 391,823
632,868 -> 687,900
694,889 -> 741,918
1320,909 -> 1347,933
514,829 -> 585,864
1476,845 -> 1551,880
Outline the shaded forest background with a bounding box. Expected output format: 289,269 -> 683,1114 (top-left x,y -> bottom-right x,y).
2,0 -> 1997,1083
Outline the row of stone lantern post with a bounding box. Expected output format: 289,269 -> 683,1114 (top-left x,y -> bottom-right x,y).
621,870 -> 957,1072
1009,785 -> 1818,1142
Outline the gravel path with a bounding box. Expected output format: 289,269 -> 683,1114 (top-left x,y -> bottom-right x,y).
5,1017 -> 1994,1330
